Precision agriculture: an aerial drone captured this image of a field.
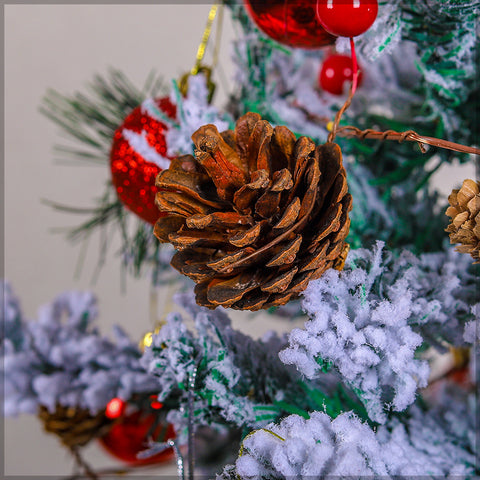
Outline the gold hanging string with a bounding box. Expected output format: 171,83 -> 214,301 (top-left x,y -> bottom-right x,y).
238,428 -> 285,457
211,3 -> 224,70
191,3 -> 219,75
179,2 -> 220,102
149,284 -> 159,329
236,428 -> 285,479
140,282 -> 176,351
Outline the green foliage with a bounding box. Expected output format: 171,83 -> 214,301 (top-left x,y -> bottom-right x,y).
41,70 -> 175,285
224,0 -> 478,254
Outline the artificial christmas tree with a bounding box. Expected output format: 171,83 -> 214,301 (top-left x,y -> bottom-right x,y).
3,1 -> 479,478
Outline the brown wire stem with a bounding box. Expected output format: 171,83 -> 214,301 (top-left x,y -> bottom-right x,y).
327,38 -> 358,144
327,81 -> 355,144
64,467 -> 132,480
335,126 -> 480,155
69,447 -> 98,480
325,38 -> 479,157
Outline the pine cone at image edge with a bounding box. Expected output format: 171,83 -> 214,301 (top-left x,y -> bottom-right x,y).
154,112 -> 352,311
446,179 -> 480,263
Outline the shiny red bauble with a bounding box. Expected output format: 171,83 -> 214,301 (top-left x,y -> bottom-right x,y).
319,54 -> 362,95
316,0 -> 378,38
105,397 -> 126,419
110,97 -> 177,225
245,0 -> 336,49
99,409 -> 175,465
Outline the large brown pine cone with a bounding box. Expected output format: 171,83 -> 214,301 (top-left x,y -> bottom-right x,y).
446,179 -> 480,263
154,112 -> 352,310
38,404 -> 112,448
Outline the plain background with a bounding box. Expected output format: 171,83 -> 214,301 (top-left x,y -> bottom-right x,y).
4,4 -> 476,477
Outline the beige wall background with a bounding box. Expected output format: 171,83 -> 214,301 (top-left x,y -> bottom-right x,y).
4,4 -> 475,477
4,4 -> 239,476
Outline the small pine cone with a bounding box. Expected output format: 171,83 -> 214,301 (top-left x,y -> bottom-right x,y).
446,178 -> 480,263
154,112 -> 352,311
38,404 -> 112,448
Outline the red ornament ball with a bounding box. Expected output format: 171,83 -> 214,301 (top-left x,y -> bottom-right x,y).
99,409 -> 175,465
149,394 -> 163,410
105,397 -> 126,419
110,97 -> 177,225
245,0 -> 336,49
319,54 -> 363,95
316,0 -> 378,38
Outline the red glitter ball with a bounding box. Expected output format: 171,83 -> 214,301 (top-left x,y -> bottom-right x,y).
99,410 -> 175,465
319,53 -> 363,95
245,0 -> 336,49
110,97 -> 177,225
316,0 -> 378,38
105,397 -> 126,419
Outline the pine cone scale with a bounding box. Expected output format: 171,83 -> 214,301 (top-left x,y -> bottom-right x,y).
247,120 -> 273,173
169,229 -> 230,250
269,126 -> 297,172
207,249 -> 253,272
186,212 -> 253,229
229,222 -> 264,247
194,144 -> 247,202
155,113 -> 351,310
310,204 -> 342,245
265,234 -> 303,267
467,195 -> 480,216
300,246 -> 329,272
206,271 -> 263,307
287,139 -> 316,204
156,157 -> 225,210
255,190 -> 281,218
234,111 -> 262,168
261,266 -> 299,293
154,215 -> 186,242
273,197 -> 301,230
452,211 -> 469,228
288,270 -> 317,293
157,190 -> 212,216
193,124 -> 244,173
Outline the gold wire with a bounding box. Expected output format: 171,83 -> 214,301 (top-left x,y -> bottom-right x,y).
238,428 -> 285,457
191,3 -> 219,75
212,3 -> 224,70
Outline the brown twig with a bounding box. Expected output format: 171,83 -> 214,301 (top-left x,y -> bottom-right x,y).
321,38 -> 479,157
335,126 -> 480,155
327,38 -> 359,144
64,468 -> 131,480
327,82 -> 356,144
69,447 -> 98,480
296,94 -> 480,156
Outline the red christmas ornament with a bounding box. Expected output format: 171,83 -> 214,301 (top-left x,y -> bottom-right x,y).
316,0 -> 378,38
105,397 -> 126,419
149,394 -> 163,410
99,408 -> 175,465
244,0 -> 336,49
110,97 -> 177,225
319,53 -> 363,95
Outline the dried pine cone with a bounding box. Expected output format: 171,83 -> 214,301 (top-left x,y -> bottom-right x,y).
154,112 -> 352,310
446,178 -> 480,263
38,404 -> 112,448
